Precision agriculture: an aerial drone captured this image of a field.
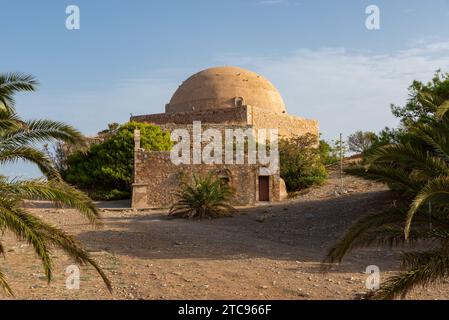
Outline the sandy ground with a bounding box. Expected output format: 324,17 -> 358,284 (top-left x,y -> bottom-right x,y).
1,167 -> 449,300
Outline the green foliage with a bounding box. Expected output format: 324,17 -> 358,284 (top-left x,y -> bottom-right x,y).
347,131 -> 377,154
169,172 -> 236,220
353,127 -> 410,157
391,70 -> 449,125
353,70 -> 449,157
63,122 -> 172,200
89,188 -> 131,201
0,72 -> 111,294
280,134 -> 328,191
319,140 -> 338,165
326,88 -> 449,299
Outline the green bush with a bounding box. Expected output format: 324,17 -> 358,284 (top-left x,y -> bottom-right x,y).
89,189 -> 131,201
279,134 -> 328,191
62,122 -> 172,200
319,140 -> 338,165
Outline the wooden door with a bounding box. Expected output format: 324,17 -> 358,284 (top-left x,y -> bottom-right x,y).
258,176 -> 270,201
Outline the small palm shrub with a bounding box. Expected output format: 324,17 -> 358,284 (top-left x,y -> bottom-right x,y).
325,94 -> 449,299
169,173 -> 236,220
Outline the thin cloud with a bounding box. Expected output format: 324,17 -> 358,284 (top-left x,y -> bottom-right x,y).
216,41 -> 449,140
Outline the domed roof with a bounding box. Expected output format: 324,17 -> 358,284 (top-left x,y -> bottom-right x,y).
166,66 -> 286,114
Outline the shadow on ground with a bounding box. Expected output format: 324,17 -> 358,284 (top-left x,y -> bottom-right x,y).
77,190 -> 402,273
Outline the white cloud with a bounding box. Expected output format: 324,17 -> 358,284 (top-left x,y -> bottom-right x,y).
216,41 -> 449,140
18,41 -> 449,142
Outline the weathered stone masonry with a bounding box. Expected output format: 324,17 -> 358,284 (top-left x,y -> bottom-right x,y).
130,66 -> 318,209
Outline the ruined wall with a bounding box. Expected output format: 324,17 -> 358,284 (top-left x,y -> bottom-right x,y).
132,150 -> 259,209
130,107 -> 247,125
131,105 -> 318,140
130,106 -> 316,209
247,106 -> 319,139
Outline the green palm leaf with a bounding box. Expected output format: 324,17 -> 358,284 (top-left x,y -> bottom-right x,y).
405,176 -> 449,239
327,95 -> 449,299
0,72 -> 111,295
0,73 -> 39,111
370,248 -> 449,299
169,172 -> 236,219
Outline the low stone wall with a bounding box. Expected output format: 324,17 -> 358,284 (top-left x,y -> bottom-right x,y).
132,150 -> 260,209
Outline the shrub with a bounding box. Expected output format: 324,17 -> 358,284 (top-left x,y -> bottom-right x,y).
347,131 -> 377,154
279,134 -> 328,191
319,139 -> 338,165
169,172 -> 236,220
62,122 -> 172,200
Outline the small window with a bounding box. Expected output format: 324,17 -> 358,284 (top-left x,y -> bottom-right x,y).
234,97 -> 245,107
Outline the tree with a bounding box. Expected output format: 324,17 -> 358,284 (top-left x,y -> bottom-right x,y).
319,140 -> 338,165
169,172 -> 236,219
391,70 -> 449,126
63,122 -> 172,200
279,134 -> 328,191
347,131 -> 377,154
0,72 -> 111,294
325,94 -> 449,299
98,122 -> 120,140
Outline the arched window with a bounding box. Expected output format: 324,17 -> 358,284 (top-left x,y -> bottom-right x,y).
217,169 -> 232,186
234,97 -> 245,108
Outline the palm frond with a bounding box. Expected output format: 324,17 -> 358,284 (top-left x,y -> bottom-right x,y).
0,72 -> 111,295
1,178 -> 100,224
0,268 -> 13,296
0,203 -> 53,281
1,119 -> 85,148
0,146 -> 60,180
366,143 -> 449,177
36,221 -> 112,292
370,248 -> 449,299
325,207 -> 408,263
345,165 -> 422,193
405,176 -> 449,239
436,100 -> 449,120
0,73 -> 39,111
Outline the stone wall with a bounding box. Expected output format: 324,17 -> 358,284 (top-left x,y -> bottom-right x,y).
131,105 -> 319,139
130,107 -> 247,125
247,106 -> 319,139
132,150 -> 260,209
130,106 -> 317,209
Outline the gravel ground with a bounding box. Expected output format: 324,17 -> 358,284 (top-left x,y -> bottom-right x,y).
1,167 -> 449,300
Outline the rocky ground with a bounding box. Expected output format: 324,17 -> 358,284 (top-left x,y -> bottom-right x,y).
1,166 -> 449,300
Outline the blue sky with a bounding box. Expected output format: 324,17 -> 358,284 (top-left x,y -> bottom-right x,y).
2,0 -> 449,177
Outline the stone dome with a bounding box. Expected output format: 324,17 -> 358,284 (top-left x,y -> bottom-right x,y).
166,66 -> 286,114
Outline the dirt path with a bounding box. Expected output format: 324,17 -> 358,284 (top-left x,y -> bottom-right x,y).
2,168 -> 449,299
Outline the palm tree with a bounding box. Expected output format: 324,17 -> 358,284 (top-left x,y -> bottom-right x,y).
169,172 -> 236,220
0,72 -> 111,295
325,94 -> 449,299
